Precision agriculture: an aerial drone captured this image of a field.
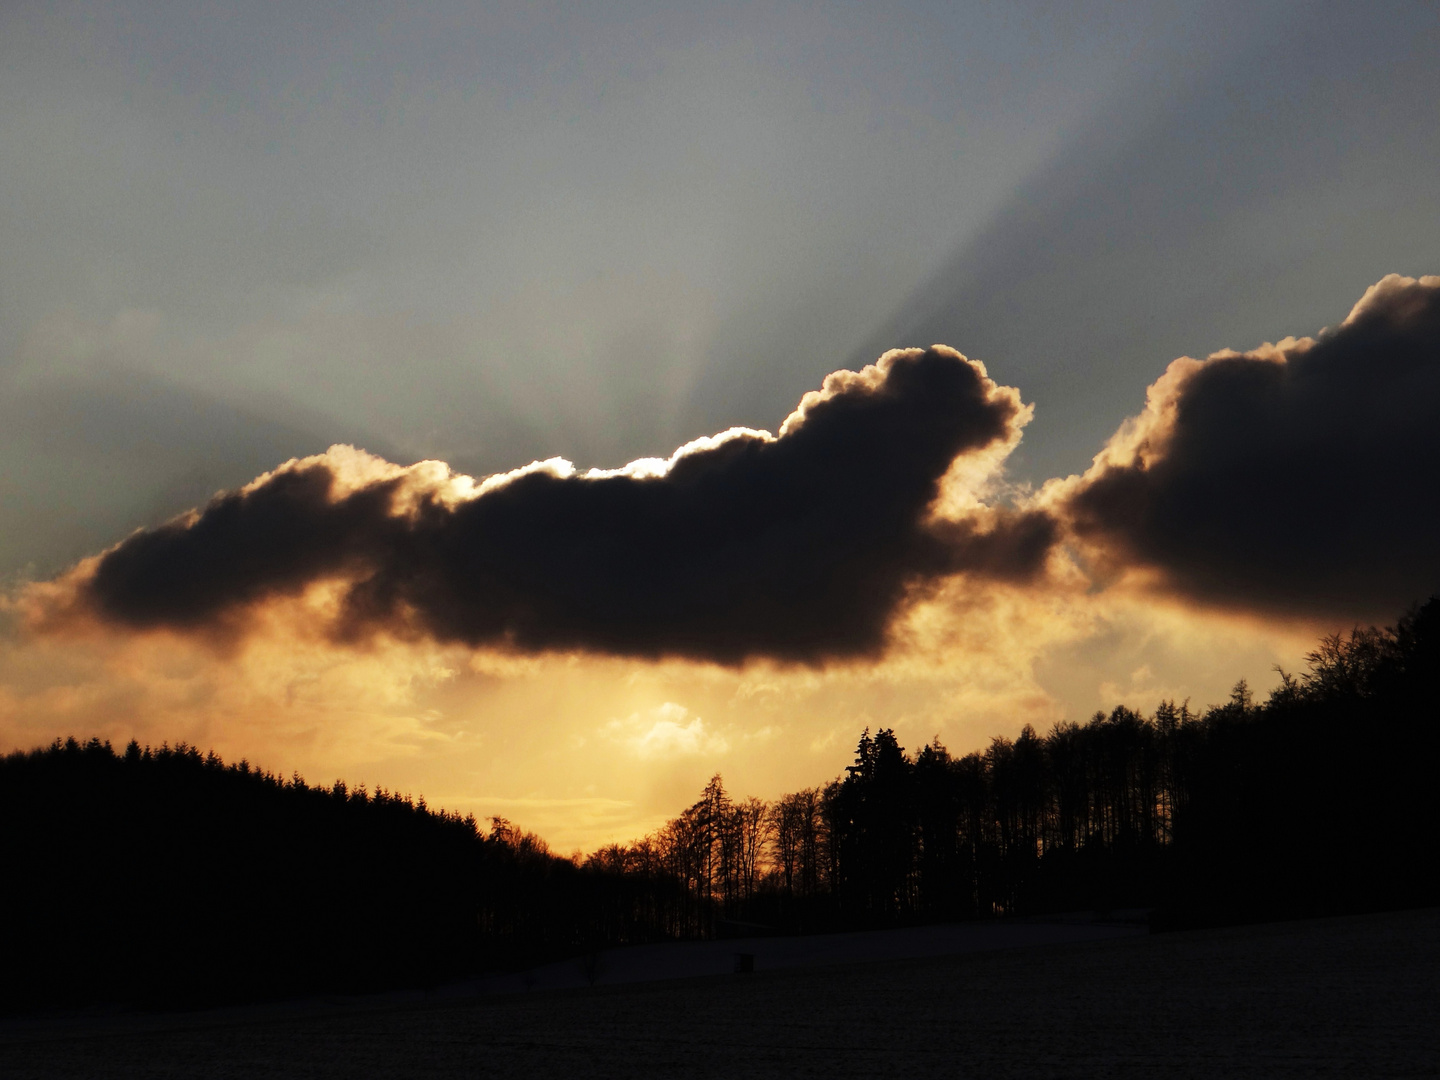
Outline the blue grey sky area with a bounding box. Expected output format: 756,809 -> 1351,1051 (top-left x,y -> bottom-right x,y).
1,0 -> 1435,577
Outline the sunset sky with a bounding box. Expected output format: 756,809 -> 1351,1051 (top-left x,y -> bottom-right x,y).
2,1 -> 1437,851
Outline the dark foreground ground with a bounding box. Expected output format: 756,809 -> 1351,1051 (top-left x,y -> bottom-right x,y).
3,907 -> 1437,1079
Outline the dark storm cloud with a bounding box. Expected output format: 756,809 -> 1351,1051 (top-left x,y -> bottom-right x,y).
1061,275 -> 1440,619
69,346 -> 1053,664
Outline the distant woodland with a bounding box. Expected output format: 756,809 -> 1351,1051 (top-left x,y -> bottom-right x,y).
2,599 -> 1436,1012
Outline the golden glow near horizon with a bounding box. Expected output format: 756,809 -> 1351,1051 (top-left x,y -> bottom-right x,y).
9,274 -> 1437,852
0,569 -> 1321,853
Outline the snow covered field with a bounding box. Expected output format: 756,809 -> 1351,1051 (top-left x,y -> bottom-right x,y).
3,907 -> 1436,1078
463,911 -> 1150,994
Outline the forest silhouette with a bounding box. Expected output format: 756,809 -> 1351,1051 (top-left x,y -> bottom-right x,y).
2,599 -> 1436,1012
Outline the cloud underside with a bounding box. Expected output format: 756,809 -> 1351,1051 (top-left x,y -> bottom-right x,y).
59,346 -> 1052,664
30,275 -> 1440,662
1059,274 -> 1440,619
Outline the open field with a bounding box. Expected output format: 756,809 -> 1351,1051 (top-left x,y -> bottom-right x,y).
2,907 -> 1436,1079
463,913 -> 1150,994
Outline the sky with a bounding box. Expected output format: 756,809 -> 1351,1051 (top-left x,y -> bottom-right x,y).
2,0 -> 1437,851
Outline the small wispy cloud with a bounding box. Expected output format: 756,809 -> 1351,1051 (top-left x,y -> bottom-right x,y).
603,702 -> 729,760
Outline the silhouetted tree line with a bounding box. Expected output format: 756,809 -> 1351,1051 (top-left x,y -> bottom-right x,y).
3,600 -> 1435,1011
572,598 -> 1440,934
0,741 -> 595,1011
